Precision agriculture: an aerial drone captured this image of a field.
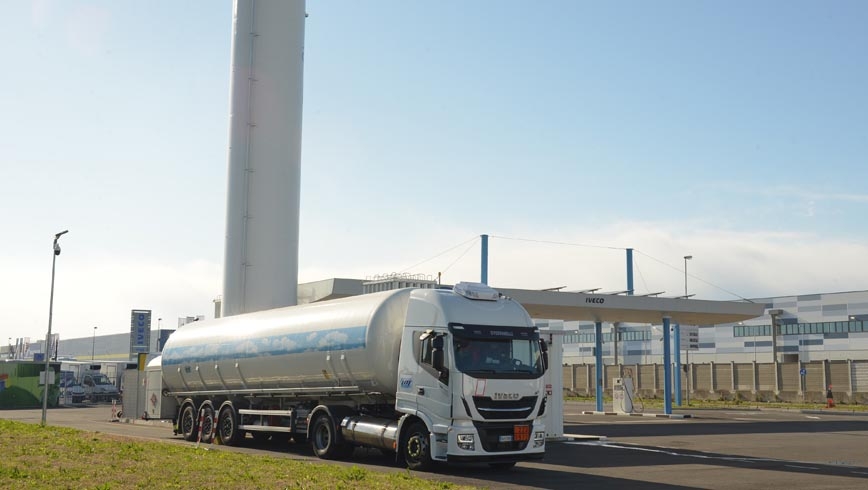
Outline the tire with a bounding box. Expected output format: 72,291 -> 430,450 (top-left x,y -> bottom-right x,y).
199,405 -> 214,443
310,413 -> 352,459
403,421 -> 434,471
489,462 -> 517,470
217,405 -> 242,446
179,404 -> 198,442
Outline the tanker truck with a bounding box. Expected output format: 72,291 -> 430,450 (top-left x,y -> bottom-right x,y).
160,282 -> 549,470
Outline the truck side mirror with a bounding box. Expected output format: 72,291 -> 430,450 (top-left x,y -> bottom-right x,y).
539,339 -> 549,371
432,335 -> 449,383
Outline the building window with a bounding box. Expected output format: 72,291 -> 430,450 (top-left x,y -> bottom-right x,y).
733,325 -> 771,337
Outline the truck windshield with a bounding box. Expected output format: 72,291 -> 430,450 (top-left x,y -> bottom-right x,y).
450,324 -> 543,379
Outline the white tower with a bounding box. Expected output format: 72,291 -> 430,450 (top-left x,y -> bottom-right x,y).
223,0 -> 306,316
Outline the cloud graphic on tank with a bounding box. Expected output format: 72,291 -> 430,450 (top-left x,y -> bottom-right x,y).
274,337 -> 298,352
318,331 -> 349,348
306,332 -> 318,342
203,344 -> 221,356
237,340 -> 259,355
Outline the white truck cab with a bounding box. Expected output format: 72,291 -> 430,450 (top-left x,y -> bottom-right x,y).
394,283 -> 548,468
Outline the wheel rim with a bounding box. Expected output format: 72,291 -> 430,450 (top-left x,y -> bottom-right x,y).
182,407 -> 195,437
406,432 -> 428,463
201,409 -> 213,441
314,419 -> 331,451
219,410 -> 235,441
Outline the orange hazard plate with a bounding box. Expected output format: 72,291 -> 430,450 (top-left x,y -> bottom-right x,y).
513,425 -> 530,442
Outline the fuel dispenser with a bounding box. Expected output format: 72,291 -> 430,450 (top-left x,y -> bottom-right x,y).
612,376 -> 635,414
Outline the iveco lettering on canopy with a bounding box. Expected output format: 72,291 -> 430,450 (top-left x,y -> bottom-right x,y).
157,282 -> 549,471
586,297 -> 605,304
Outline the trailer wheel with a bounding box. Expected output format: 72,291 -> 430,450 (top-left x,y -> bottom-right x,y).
217,405 -> 242,446
199,405 -> 215,443
180,404 -> 198,442
403,421 -> 434,471
310,413 -> 352,459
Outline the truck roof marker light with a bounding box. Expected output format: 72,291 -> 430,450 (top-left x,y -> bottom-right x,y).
454,282 -> 500,301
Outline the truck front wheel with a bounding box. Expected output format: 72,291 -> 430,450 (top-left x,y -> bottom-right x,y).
403,421 -> 434,471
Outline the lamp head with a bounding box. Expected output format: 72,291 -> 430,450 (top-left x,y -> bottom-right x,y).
53,242 -> 61,256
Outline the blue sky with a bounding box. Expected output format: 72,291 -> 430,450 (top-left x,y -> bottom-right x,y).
2,0 -> 867,341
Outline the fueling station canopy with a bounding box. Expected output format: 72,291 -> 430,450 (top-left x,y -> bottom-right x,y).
498,288 -> 763,325
498,288 -> 766,417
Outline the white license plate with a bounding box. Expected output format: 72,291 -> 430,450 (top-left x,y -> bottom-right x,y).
498,435 -> 513,443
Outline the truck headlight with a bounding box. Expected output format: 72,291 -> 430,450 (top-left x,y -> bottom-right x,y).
533,431 -> 546,448
457,433 -> 475,451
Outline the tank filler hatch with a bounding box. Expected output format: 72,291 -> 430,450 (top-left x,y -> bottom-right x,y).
453,282 -> 500,301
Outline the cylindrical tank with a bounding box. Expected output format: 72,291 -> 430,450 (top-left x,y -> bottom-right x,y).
161,289 -> 411,397
223,0 -> 306,316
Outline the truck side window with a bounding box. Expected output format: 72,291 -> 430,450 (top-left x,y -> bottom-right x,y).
420,337 -> 433,366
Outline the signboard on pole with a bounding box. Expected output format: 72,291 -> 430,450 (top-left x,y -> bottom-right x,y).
680,325 -> 700,351
130,310 -> 152,357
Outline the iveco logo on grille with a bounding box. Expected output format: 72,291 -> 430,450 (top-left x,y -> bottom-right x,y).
493,393 -> 521,400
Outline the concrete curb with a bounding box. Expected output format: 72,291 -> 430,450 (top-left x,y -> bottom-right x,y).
562,434 -> 607,442
580,411 -> 692,419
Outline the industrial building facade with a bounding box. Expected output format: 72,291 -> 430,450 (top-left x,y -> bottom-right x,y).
562,290 -> 868,364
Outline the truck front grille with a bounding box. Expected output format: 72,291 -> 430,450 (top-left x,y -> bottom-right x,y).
472,396 -> 538,420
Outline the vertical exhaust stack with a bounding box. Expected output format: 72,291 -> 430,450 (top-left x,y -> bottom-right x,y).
223,0 -> 306,316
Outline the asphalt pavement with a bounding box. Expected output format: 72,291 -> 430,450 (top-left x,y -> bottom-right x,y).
2,401 -> 867,489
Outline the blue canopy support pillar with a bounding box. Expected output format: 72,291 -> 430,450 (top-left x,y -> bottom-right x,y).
480,234 -> 489,285
595,321 -> 604,412
662,316 -> 673,415
674,323 -> 682,406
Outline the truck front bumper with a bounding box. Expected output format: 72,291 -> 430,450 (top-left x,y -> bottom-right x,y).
447,452 -> 544,464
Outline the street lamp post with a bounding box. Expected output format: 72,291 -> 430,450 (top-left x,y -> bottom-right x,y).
42,229 -> 68,426
682,255 -> 693,405
92,326 -> 98,360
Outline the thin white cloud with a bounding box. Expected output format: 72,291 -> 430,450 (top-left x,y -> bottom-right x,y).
707,181 -> 868,204
4,221 -> 868,342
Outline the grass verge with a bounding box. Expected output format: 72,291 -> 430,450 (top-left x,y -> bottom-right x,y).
0,419 -> 476,489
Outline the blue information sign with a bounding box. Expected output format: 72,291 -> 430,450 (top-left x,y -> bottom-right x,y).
800,368 -> 807,376
130,309 -> 151,355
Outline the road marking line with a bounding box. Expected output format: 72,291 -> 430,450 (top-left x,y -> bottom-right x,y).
567,441 -> 764,464
805,416 -> 820,419
785,464 -> 818,470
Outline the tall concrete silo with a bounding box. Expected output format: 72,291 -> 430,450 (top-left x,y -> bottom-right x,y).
222,0 -> 306,316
